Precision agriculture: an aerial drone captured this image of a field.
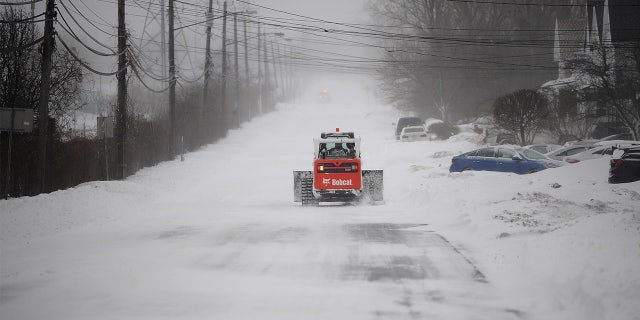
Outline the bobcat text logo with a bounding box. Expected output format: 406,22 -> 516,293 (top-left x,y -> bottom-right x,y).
331,179 -> 352,186
321,178 -> 353,187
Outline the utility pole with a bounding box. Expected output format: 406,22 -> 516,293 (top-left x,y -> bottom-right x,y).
233,12 -> 240,127
243,17 -> 250,119
243,18 -> 249,89
160,0 -> 166,79
257,23 -> 262,115
37,0 -> 56,193
202,0 -> 214,117
276,41 -> 285,100
116,0 -> 128,179
285,46 -> 292,100
221,1 -> 228,125
262,33 -> 271,112
168,0 -> 176,159
270,40 -> 278,103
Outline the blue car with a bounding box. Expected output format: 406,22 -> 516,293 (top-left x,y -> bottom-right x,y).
449,146 -> 563,174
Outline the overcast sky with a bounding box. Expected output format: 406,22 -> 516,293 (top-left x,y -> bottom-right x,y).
258,0 -> 369,23
21,0 -> 375,93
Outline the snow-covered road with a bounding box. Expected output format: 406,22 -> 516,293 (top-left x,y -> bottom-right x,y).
2,78 -> 639,319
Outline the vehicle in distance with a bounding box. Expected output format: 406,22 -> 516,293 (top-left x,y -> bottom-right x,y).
450,145 -> 563,174
609,146 -> 640,183
395,117 -> 423,140
293,129 -> 383,206
318,89 -> 330,103
400,126 -> 429,142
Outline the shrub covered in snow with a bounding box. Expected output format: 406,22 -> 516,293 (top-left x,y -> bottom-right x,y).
428,122 -> 460,140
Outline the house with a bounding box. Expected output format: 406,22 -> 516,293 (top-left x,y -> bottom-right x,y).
542,0 -> 640,138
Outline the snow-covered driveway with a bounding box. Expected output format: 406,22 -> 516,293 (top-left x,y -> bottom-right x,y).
2,80 -> 639,319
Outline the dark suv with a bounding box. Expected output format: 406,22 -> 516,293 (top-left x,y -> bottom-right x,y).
395,117 -> 423,140
609,146 -> 640,183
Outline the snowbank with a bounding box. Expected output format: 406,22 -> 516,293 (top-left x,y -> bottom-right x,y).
1,80 -> 639,319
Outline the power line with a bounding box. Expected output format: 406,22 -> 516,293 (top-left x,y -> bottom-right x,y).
56,33 -> 123,76
0,0 -> 42,5
78,0 -> 112,27
127,49 -> 173,93
63,0 -> 118,37
56,5 -> 118,56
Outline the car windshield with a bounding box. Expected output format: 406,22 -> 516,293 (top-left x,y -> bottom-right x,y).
404,127 -> 424,133
519,148 -> 546,160
567,147 -> 588,155
529,146 -> 547,153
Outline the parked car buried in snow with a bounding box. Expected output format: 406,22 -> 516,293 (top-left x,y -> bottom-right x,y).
449,146 -> 563,174
545,145 -> 596,161
395,117 -> 423,140
525,144 -> 562,154
609,146 -> 640,183
400,125 -> 429,142
564,140 -> 640,163
564,145 -> 615,164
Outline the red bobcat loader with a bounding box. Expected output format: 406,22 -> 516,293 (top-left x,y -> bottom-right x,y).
293,129 -> 383,206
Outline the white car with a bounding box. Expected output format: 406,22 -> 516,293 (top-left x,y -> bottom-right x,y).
525,144 -> 562,154
399,126 -> 429,142
594,140 -> 640,148
564,141 -> 640,163
545,145 -> 595,161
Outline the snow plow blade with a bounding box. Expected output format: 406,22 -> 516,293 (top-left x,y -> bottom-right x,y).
293,170 -> 313,202
362,170 -> 384,201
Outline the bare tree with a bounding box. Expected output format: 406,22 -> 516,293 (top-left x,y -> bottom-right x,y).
368,0 -> 570,122
566,41 -> 640,139
0,8 -> 40,112
540,86 -> 596,143
1,8 -> 83,196
492,89 -> 549,145
0,8 -> 83,131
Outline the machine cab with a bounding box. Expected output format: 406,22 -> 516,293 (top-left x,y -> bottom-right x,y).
313,130 -> 362,191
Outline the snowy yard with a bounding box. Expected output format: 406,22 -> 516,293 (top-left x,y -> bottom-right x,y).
1,81 -> 639,320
